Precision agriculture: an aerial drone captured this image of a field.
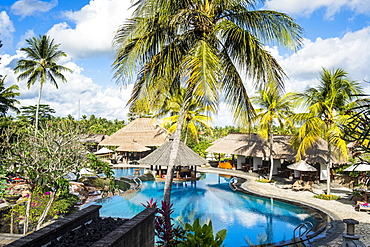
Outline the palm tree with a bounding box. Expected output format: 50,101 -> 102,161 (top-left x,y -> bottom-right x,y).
292,68 -> 363,195
112,0 -> 303,204
14,35 -> 71,134
251,82 -> 297,181
0,75 -> 20,116
158,88 -> 214,144
343,98 -> 370,153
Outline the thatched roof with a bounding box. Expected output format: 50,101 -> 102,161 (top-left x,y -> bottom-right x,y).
115,141 -> 151,152
139,140 -> 208,167
98,118 -> 168,148
206,133 -> 345,164
79,134 -> 108,144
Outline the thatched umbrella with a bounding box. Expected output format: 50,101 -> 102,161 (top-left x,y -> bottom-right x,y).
139,140 -> 207,179
287,160 -> 317,180
115,141 -> 151,152
116,141 -> 151,162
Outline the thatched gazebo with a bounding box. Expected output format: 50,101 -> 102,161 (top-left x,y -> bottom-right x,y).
98,118 -> 168,162
115,141 -> 151,163
139,140 -> 208,180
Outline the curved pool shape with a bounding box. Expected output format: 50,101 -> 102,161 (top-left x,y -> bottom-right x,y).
90,169 -> 317,246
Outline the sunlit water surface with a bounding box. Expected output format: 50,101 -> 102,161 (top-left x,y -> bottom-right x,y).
87,168 -> 316,246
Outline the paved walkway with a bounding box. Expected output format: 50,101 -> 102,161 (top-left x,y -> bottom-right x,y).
198,167 -> 370,246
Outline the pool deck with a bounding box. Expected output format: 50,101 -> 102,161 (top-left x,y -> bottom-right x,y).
197,166 -> 370,246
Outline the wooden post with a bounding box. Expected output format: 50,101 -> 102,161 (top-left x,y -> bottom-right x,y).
10,212 -> 14,234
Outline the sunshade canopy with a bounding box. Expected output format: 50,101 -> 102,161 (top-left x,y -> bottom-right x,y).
344,162 -> 370,172
115,141 -> 151,152
94,147 -> 113,155
139,140 -> 207,167
287,160 -> 317,172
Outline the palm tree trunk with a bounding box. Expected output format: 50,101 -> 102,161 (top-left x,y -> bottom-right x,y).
268,122 -> 274,181
34,83 -> 43,135
163,89 -> 193,204
163,107 -> 186,204
36,191 -> 56,230
326,144 -> 332,195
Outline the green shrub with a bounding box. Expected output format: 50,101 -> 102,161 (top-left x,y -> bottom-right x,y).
314,194 -> 340,200
8,192 -> 78,230
256,178 -> 274,183
178,218 -> 227,247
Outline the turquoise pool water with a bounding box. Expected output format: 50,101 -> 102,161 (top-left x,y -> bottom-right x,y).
90,168 -> 317,246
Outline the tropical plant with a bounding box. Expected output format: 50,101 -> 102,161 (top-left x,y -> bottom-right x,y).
112,0 -> 303,204
8,190 -> 79,229
4,122 -> 89,233
342,98 -> 370,153
158,88 -> 214,144
251,81 -> 297,180
18,104 -> 56,123
127,98 -> 154,122
292,68 -> 363,195
143,199 -> 185,246
0,75 -> 20,116
14,35 -> 71,135
178,218 -> 227,247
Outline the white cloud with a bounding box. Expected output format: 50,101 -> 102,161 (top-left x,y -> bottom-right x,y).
16,30 -> 35,49
11,0 -> 58,18
0,52 -> 131,121
264,0 -> 370,19
279,26 -> 370,93
0,11 -> 15,48
47,0 -> 133,59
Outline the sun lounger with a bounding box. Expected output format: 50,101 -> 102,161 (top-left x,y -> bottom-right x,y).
302,181 -> 313,192
292,180 -> 304,191
357,203 -> 370,212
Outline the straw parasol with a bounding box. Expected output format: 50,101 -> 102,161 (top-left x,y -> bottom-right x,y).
115,141 -> 150,152
139,140 -> 207,167
287,160 -> 317,180
344,162 -> 370,172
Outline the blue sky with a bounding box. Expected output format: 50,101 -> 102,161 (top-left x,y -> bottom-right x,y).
1,0 -> 370,126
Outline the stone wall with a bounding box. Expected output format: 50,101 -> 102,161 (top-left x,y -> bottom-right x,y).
5,205 -> 156,247
6,205 -> 102,247
91,208 -> 156,247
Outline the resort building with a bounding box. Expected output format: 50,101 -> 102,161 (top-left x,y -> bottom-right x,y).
206,133 -> 345,181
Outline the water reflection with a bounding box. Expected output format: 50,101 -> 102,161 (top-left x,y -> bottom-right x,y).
88,171 -> 316,246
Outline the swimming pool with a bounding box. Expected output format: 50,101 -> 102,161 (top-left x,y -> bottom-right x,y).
90,168 -> 318,246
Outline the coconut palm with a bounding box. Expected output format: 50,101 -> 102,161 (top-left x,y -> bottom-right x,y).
251,82 -> 297,181
113,0 -> 303,203
0,75 -> 20,116
14,35 -> 71,134
159,88 -> 214,144
292,68 -> 363,195
343,98 -> 370,153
